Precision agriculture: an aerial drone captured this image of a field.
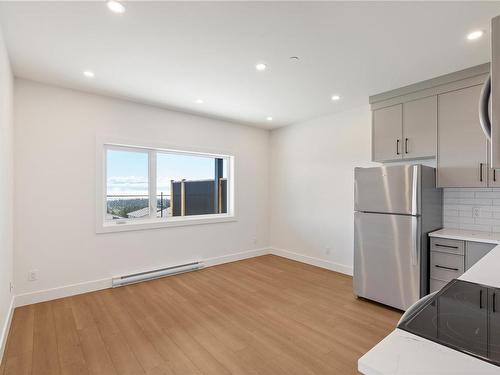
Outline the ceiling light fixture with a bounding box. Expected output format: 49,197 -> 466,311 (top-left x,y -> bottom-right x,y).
266,116 -> 273,121
255,63 -> 267,72
195,99 -> 204,104
107,0 -> 126,14
331,95 -> 340,101
83,70 -> 95,78
467,30 -> 484,41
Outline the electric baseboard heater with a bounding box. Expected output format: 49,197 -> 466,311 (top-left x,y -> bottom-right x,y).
112,261 -> 203,287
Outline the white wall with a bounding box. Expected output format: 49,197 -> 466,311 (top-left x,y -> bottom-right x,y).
0,27 -> 13,360
269,106 -> 376,275
13,79 -> 270,301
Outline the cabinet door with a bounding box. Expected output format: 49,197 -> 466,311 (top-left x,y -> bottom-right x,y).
487,141 -> 500,187
465,241 -> 496,270
437,85 -> 488,187
489,166 -> 500,187
372,104 -> 402,162
489,288 -> 500,362
403,96 -> 437,159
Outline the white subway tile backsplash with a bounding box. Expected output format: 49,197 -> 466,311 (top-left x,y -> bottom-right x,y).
474,192 -> 500,199
459,223 -> 492,232
444,209 -> 458,217
443,188 -> 500,233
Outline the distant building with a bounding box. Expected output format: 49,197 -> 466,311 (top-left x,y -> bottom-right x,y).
126,207 -> 171,219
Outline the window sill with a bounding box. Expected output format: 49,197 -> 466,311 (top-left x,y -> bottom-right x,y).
97,214 -> 237,233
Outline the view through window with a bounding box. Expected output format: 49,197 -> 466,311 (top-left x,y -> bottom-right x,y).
105,145 -> 230,223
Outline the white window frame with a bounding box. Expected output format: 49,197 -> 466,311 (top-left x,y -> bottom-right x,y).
96,138 -> 236,233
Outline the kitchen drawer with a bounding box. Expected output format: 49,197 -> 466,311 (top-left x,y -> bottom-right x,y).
430,251 -> 464,282
430,237 -> 465,255
430,278 -> 448,293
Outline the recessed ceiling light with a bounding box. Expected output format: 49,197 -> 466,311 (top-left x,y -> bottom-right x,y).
331,95 -> 340,101
255,63 -> 267,72
83,70 -> 95,78
195,99 -> 204,104
107,0 -> 126,14
266,116 -> 273,121
467,30 -> 484,41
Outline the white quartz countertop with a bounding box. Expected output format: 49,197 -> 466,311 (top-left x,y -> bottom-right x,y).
429,228 -> 500,244
359,329 -> 500,375
459,246 -> 500,289
358,241 -> 500,375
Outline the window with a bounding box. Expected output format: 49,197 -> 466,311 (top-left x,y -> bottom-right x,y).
98,142 -> 234,232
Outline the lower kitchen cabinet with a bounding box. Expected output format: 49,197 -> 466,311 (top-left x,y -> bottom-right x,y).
466,242 -> 497,270
489,287 -> 500,362
429,237 -> 495,293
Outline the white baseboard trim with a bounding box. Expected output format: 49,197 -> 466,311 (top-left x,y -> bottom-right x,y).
269,247 -> 353,276
14,247 -> 270,307
203,247 -> 269,267
0,297 -> 15,367
15,278 -> 112,308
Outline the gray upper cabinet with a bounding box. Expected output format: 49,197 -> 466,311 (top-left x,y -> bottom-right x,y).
403,96 -> 437,159
437,85 -> 488,188
370,64 -> 491,187
488,142 -> 500,187
489,166 -> 500,187
372,98 -> 437,163
372,104 -> 402,162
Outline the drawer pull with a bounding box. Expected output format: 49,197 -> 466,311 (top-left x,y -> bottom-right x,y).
434,243 -> 459,249
435,265 -> 459,271
480,290 -> 483,309
494,293 -> 497,313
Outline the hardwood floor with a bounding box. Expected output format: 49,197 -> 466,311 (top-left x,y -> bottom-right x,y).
1,255 -> 401,375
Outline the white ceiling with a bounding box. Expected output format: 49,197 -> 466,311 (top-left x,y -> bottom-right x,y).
0,1 -> 499,129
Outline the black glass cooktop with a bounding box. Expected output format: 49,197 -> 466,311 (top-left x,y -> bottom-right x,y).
398,279 -> 500,366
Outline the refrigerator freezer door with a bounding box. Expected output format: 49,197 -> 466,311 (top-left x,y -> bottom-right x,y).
354,212 -> 421,310
354,165 -> 420,215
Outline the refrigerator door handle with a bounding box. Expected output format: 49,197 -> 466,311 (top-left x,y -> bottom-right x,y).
479,75 -> 491,141
411,165 -> 419,216
411,217 -> 420,266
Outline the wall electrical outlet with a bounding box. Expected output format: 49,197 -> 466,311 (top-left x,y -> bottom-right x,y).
473,207 -> 480,218
28,270 -> 38,282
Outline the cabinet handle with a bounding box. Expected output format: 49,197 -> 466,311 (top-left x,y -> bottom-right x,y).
494,169 -> 497,182
435,243 -> 459,249
405,138 -> 409,154
494,293 -> 497,313
435,264 -> 459,271
480,163 -> 484,182
396,139 -> 400,155
480,289 -> 483,309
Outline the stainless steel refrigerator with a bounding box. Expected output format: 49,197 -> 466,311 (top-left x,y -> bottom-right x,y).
353,164 -> 442,311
